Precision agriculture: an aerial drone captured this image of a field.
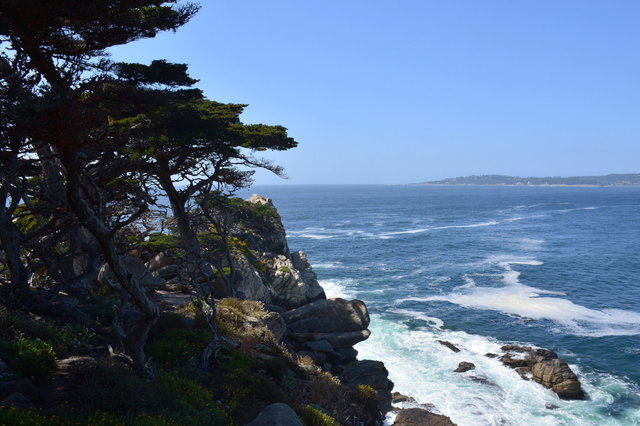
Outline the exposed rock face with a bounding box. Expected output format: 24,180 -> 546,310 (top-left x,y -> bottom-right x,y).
234,255 -> 275,303
499,345 -> 585,400
392,392 -> 417,404
283,298 -> 370,333
246,402 -> 302,426
340,360 -> 394,415
454,362 -> 475,373
269,254 -> 326,308
393,408 -> 456,426
98,255 -> 166,289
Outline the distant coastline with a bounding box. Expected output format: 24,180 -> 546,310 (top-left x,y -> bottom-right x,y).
415,173 -> 640,187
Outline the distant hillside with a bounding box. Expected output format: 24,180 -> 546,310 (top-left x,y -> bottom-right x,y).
418,174 -> 640,186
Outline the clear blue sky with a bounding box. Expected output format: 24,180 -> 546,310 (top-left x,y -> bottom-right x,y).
109,1 -> 640,184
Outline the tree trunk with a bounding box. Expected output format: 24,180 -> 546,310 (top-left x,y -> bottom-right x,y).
0,198 -> 30,304
60,148 -> 159,374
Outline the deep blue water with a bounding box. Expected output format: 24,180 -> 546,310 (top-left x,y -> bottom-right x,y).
242,185 -> 640,425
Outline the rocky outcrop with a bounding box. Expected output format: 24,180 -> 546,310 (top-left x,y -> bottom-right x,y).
282,298 -> 370,369
393,408 -> 456,426
269,254 -> 325,308
454,362 -> 475,373
234,255 -> 275,303
246,402 -> 302,426
499,345 -> 585,400
340,360 -> 394,415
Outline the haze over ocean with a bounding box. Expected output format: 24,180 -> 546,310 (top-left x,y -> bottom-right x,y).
241,185 -> 640,425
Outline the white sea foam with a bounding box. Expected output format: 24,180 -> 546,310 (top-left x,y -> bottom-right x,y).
357,314 -> 640,426
389,308 -> 444,329
515,237 -> 545,251
296,233 -> 334,239
319,279 -> 356,299
408,258 -> 640,337
431,220 -> 499,230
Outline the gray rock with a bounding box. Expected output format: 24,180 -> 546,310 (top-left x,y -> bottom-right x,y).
303,339 -> 334,353
0,392 -> 33,410
392,392 -> 417,404
454,362 -> 475,373
247,194 -> 274,207
261,312 -> 286,342
234,255 -> 275,303
283,298 -> 370,334
98,255 -> 166,289
393,408 -> 456,426
246,402 -> 302,426
145,251 -> 174,273
437,340 -> 460,353
340,360 -> 394,415
499,345 -> 585,400
0,379 -> 39,400
289,330 -> 371,349
270,254 -> 325,309
152,264 -> 179,280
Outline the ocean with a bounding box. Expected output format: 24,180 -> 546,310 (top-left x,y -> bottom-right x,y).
242,185 -> 640,425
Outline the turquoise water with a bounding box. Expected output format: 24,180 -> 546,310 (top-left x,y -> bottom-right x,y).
244,185 -> 640,425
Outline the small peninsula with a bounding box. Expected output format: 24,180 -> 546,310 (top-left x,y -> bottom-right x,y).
416,173 -> 640,187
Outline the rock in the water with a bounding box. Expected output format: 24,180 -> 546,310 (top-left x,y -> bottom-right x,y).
0,392 -> 33,410
246,402 -> 302,426
392,392 -> 417,404
393,408 -> 456,426
454,362 -> 475,373
283,298 -> 370,333
485,353 -> 498,358
531,358 -> 584,400
340,360 -> 394,415
437,340 -> 460,353
500,345 -> 585,400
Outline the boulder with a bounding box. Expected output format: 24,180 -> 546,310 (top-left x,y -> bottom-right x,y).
340,360 -> 394,415
531,358 -> 584,400
392,392 -> 417,404
454,362 -> 475,373
0,392 -> 33,410
145,251 -> 174,273
283,298 -> 369,333
437,340 -> 460,353
0,379 -> 39,400
499,345 -> 585,400
261,312 -> 287,342
393,408 -> 456,426
246,402 -> 302,426
98,255 -> 166,289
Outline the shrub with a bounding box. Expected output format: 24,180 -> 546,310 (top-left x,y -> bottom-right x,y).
298,405 -> 339,426
0,337 -> 57,380
147,328 -> 210,368
356,384 -> 378,401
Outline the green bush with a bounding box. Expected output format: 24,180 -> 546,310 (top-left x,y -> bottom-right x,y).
0,337 -> 57,380
147,328 -> 210,368
298,405 -> 339,426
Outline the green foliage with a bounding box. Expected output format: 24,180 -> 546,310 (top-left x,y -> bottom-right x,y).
298,405 -> 339,426
0,310 -> 96,355
278,266 -> 292,273
147,328 -> 210,368
0,337 -> 57,380
67,361 -> 230,424
138,232 -> 181,254
356,384 -> 378,401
